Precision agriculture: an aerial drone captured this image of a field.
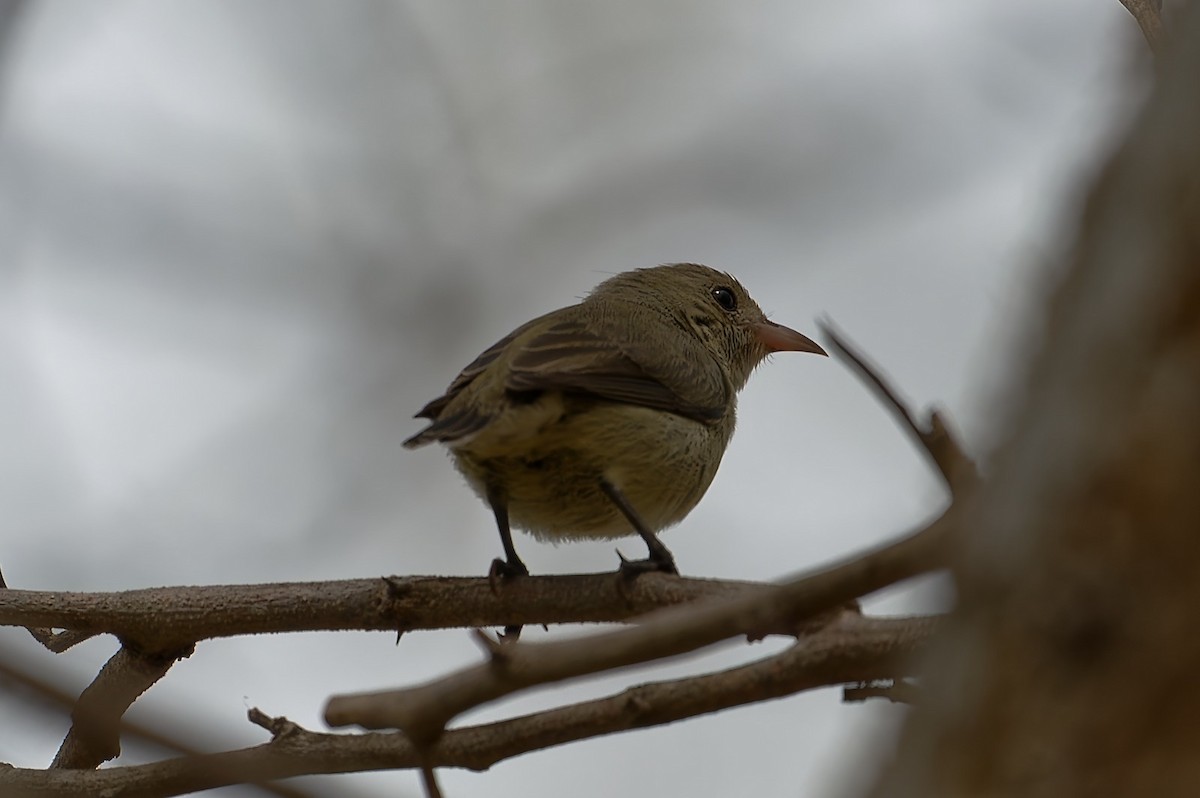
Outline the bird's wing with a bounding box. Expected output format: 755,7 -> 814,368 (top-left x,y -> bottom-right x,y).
505,304 -> 730,424
412,312 -> 551,421
403,311 -> 558,448
403,304 -> 729,449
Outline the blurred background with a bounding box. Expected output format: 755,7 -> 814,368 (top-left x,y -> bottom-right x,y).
0,1 -> 1146,796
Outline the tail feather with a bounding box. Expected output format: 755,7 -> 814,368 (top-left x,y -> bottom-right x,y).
403,409 -> 491,449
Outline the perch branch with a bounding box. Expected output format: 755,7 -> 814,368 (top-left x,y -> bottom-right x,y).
0,573 -> 787,650
325,508 -> 955,741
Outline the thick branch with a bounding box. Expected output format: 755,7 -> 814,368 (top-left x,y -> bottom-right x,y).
0,614 -> 935,798
325,510 -> 954,740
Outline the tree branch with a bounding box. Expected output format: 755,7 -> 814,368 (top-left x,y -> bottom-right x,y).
50,644 -> 193,770
0,655 -> 318,798
0,614 -> 936,798
0,573 -> 791,649
324,509 -> 955,741
821,319 -> 979,494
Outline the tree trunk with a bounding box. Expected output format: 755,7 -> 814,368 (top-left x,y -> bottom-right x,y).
868,6 -> 1200,798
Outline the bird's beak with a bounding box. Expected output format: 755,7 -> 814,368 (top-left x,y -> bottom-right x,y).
753,320 -> 827,355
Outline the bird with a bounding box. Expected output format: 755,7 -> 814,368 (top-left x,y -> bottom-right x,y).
403,263 -> 826,579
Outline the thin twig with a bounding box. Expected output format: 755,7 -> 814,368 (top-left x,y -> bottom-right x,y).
26,628 -> 98,653
0,568 -> 99,652
820,319 -> 979,493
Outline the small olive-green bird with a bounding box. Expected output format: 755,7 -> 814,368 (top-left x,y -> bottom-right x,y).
404,263 -> 826,578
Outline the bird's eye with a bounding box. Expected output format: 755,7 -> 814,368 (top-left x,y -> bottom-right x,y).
712,286 -> 737,312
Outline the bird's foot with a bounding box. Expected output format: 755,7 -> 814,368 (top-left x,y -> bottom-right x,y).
487,558 -> 529,642
616,548 -> 679,579
488,557 -> 529,592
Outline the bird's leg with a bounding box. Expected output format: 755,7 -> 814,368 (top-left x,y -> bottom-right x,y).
599,479 -> 679,577
486,488 -> 527,641
487,488 -> 529,581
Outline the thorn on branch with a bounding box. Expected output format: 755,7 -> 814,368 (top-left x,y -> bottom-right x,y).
381,576 -> 417,642
471,628 -> 512,664
0,566 -> 101,653
29,627 -> 99,653
381,575 -> 414,605
420,760 -> 445,798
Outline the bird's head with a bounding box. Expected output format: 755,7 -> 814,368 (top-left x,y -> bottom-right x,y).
591,263 -> 826,390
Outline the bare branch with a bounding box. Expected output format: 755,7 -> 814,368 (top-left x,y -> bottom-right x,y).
25,628 -> 97,653
1,569 -> 901,656
325,510 -> 955,741
51,645 -> 193,769
0,573 -> 788,650
0,614 -> 936,797
820,319 -> 979,494
0,658 -> 316,798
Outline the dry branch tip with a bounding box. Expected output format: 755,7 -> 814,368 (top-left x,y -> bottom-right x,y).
818,317 -> 978,492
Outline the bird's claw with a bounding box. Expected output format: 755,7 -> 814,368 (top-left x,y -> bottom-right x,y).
488,557 -> 529,594
615,548 -> 679,579
487,558 -> 529,641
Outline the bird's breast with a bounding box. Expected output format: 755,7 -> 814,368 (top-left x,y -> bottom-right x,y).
451,394 -> 735,541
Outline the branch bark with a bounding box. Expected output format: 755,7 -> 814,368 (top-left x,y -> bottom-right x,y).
50,645 -> 193,770
0,573 -> 785,649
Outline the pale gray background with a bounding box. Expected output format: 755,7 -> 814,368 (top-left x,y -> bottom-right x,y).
0,1 -> 1145,796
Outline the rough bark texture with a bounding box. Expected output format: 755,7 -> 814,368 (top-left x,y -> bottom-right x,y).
870,5 -> 1200,797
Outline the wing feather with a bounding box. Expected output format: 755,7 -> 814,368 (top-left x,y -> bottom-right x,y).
404,302 -> 730,449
